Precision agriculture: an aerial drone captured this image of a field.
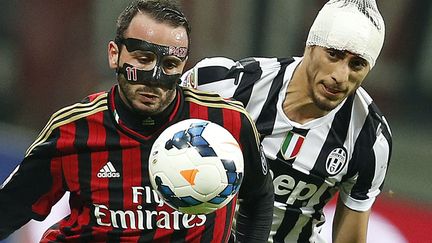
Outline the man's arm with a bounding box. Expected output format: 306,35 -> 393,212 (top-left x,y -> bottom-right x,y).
332,196 -> 371,243
236,172 -> 274,242
234,112 -> 274,242
0,126 -> 64,240
333,109 -> 392,243
181,57 -> 239,98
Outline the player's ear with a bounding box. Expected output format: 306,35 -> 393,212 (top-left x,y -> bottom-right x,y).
108,41 -> 120,69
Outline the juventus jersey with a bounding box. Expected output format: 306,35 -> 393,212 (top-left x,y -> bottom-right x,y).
0,85 -> 273,242
181,57 -> 392,243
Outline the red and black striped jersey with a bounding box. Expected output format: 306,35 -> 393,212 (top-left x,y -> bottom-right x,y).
0,85 -> 273,242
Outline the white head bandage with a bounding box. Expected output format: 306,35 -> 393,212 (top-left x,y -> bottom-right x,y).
306,0 -> 385,68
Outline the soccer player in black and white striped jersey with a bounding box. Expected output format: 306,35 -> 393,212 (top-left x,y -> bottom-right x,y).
181,0 -> 392,242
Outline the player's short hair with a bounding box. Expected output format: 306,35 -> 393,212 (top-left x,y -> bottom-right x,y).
115,0 -> 191,47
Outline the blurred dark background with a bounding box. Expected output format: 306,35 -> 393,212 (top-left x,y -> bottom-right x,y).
0,0 -> 431,241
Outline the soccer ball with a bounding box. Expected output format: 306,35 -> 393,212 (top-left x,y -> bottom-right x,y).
148,119 -> 244,215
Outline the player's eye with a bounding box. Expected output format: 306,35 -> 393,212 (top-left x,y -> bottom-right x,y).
327,49 -> 337,57
137,56 -> 153,64
163,60 -> 178,69
162,57 -> 183,74
349,58 -> 368,71
326,48 -> 345,60
131,51 -> 154,61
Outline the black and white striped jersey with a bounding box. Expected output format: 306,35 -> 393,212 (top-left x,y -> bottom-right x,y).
181,57 -> 392,243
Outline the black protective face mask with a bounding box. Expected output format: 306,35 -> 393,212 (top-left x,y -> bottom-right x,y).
117,62 -> 181,90
116,38 -> 188,89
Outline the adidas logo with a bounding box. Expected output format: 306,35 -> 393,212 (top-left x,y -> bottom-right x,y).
97,161 -> 120,178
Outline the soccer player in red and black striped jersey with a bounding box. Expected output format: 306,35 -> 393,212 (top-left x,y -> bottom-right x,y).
0,1 -> 274,242
181,1 -> 391,242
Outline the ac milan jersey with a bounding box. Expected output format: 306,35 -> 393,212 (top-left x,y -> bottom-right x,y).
0,85 -> 272,242
181,56 -> 392,242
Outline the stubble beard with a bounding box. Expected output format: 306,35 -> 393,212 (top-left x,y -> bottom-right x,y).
118,79 -> 176,116
310,86 -> 340,112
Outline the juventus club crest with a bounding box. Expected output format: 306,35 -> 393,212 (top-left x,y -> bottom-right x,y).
325,147 -> 347,176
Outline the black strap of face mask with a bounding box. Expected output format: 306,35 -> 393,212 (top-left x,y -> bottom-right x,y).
117,37 -> 188,60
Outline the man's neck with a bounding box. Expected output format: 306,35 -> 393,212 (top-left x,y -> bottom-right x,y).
114,87 -> 178,135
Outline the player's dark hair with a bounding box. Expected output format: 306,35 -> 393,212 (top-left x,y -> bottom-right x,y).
115,0 -> 191,47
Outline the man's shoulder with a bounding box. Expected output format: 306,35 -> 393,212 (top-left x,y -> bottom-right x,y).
25,90 -> 110,157
46,90 -> 109,128
354,87 -> 386,115
81,91 -> 109,104
191,56 -> 295,70
180,87 -> 260,146
181,86 -> 255,124
181,86 -> 244,110
181,56 -> 296,89
60,90 -> 109,115
353,87 -> 392,134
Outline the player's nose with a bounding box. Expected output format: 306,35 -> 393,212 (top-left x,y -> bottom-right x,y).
331,63 -> 350,84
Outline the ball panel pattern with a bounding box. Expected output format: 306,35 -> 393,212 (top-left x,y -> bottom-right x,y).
149,119 -> 244,215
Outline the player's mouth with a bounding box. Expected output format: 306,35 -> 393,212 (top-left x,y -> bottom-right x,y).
137,92 -> 158,103
321,84 -> 344,99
